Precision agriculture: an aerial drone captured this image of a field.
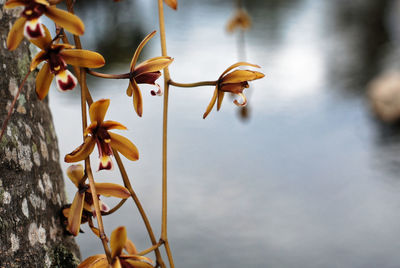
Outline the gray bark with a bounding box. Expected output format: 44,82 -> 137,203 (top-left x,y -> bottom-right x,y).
0,4 -> 80,267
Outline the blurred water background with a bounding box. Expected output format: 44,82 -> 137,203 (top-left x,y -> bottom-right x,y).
46,0 -> 400,267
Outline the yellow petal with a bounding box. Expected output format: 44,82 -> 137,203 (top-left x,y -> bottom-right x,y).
30,50 -> 46,71
6,17 -> 27,51
92,183 -> 130,198
123,259 -> 153,268
64,135 -> 96,162
216,90 -> 225,111
119,255 -> 153,263
111,226 -> 127,259
66,164 -> 85,188
131,80 -> 143,117
89,99 -> 110,125
133,56 -> 173,77
30,24 -> 51,50
34,0 -> 50,5
220,62 -> 261,79
36,62 -> 54,100
130,31 -> 157,71
78,254 -> 108,268
4,0 -> 27,8
126,83 -> 133,97
67,192 -> 84,236
109,132 -> 139,161
164,0 -> 177,10
62,207 -> 70,218
102,120 -> 127,131
112,258 -> 122,268
124,239 -> 138,255
45,6 -> 85,35
221,70 -> 265,84
203,86 -> 218,119
60,49 -> 105,68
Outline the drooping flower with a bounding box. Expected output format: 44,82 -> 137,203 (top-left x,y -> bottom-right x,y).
29,26 -> 105,99
226,8 -> 252,33
79,226 -> 153,268
5,0 -> 84,50
126,31 -> 173,117
203,62 -> 265,119
164,0 -> 177,10
63,164 -> 131,236
65,99 -> 139,170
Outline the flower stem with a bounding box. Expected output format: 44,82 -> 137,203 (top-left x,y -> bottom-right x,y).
113,151 -> 166,268
169,80 -> 217,88
0,70 -> 31,142
158,0 -> 175,267
86,69 -> 130,80
138,240 -> 164,256
101,199 -> 127,216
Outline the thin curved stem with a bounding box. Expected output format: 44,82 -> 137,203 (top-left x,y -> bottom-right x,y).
113,151 -> 166,268
87,69 -> 130,80
169,80 -> 217,88
158,0 -> 175,267
138,241 -> 163,256
0,70 -> 31,142
101,198 -> 127,216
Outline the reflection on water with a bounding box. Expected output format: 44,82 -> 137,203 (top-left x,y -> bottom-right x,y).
49,0 -> 400,267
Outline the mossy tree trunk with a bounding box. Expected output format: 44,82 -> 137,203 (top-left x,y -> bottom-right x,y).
0,4 -> 80,267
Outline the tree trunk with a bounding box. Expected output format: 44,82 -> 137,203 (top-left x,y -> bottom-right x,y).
0,5 -> 81,267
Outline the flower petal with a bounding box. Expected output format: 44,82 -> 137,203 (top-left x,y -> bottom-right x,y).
102,120 -> 127,131
24,19 -> 45,39
6,17 -> 27,51
233,93 -> 247,107
29,24 -> 52,50
221,70 -> 264,84
164,0 -> 177,10
4,0 -> 27,8
55,70 -> 78,92
111,226 -> 127,259
30,50 -> 46,71
220,62 -> 261,79
78,254 -> 108,268
98,155 -> 113,171
45,6 -> 85,35
65,135 -> 96,162
203,86 -> 218,119
89,99 -> 110,125
109,132 -> 139,161
124,239 -> 138,255
67,192 -> 84,236
60,49 -> 105,68
216,90 -> 225,111
130,31 -> 156,71
122,259 -> 153,268
35,62 -> 54,100
67,164 -> 85,188
131,80 -> 143,117
112,258 -> 122,268
133,56 -> 173,77
126,83 -> 133,97
92,183 -> 130,198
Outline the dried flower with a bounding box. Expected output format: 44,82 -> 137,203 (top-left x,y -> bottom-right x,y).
63,164 -> 130,236
203,62 -> 264,119
29,26 -> 105,99
126,31 -> 173,116
226,8 -> 252,33
65,99 -> 139,170
164,0 -> 177,10
5,0 -> 84,50
79,226 -> 153,268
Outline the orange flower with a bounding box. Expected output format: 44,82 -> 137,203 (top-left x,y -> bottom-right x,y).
29,26 -> 105,99
164,0 -> 177,10
203,62 -> 265,119
126,31 -> 173,117
5,0 -> 84,50
65,99 -> 139,170
79,226 -> 153,268
63,164 -> 130,236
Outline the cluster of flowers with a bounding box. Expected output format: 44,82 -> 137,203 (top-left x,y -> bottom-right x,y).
5,0 -> 264,266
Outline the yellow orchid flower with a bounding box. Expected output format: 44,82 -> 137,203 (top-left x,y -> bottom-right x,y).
226,8 -> 252,33
65,99 -> 139,170
203,62 -> 265,119
29,26 -> 105,99
4,0 -> 84,50
78,226 -> 153,268
63,164 -> 130,236
126,31 -> 173,117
